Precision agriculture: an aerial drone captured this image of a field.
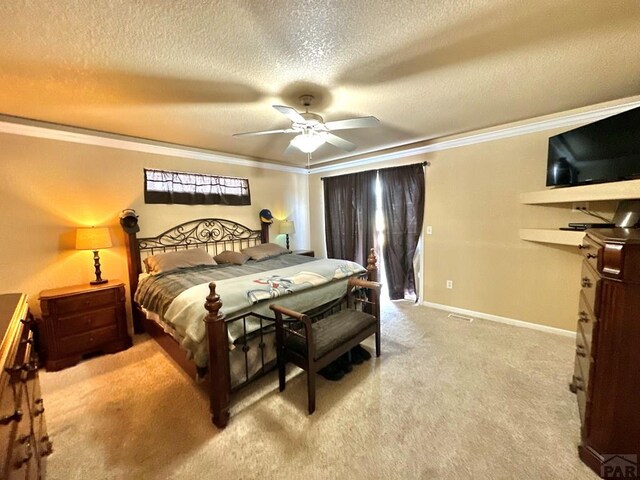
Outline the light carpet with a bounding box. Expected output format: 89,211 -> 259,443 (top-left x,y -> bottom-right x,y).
39,300 -> 598,479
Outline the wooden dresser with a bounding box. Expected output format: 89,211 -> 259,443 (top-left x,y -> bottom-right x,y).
570,229 -> 640,477
39,280 -> 131,371
1,293 -> 52,479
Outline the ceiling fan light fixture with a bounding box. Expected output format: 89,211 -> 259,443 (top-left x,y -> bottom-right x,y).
290,132 -> 325,153
234,99 -> 378,155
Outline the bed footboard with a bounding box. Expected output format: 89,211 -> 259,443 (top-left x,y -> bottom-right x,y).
204,283 -> 230,428
204,247 -> 379,429
366,247 -> 378,281
121,212 -> 380,429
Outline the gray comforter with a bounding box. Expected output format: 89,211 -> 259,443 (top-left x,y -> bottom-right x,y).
134,254 -> 367,368
135,253 -> 315,319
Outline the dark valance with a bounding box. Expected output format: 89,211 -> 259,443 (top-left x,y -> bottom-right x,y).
144,169 -> 251,206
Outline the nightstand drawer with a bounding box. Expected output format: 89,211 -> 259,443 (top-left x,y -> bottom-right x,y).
56,307 -> 117,338
58,325 -> 119,354
54,288 -> 116,315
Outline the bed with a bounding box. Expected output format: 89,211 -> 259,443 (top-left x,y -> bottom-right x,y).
121,214 -> 379,428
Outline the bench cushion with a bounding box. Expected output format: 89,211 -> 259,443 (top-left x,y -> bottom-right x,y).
285,310 -> 377,360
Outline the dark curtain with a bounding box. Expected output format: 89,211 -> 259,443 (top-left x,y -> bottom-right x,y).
379,164 -> 425,300
323,170 -> 377,266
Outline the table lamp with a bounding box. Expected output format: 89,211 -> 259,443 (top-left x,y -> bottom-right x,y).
76,227 -> 112,285
279,220 -> 295,250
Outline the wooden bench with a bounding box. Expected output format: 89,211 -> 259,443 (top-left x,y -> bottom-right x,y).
269,277 -> 382,414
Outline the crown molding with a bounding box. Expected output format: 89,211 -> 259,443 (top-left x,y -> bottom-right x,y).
0,115 -> 307,174
311,98 -> 640,174
2,97 -> 639,176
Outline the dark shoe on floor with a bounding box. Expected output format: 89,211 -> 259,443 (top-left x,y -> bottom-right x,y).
319,362 -> 344,381
351,344 -> 372,364
337,353 -> 353,374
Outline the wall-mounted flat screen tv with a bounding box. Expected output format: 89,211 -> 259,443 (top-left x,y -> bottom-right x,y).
546,106 -> 640,187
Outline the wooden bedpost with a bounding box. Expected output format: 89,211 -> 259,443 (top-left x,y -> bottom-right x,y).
260,222 -> 270,244
120,210 -> 145,334
365,248 -> 379,316
204,282 -> 230,429
366,248 -> 378,282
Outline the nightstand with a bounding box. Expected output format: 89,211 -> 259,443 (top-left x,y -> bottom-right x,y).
39,280 -> 132,371
292,249 -> 315,257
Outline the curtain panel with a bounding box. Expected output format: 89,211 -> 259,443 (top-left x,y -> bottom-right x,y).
379,163 -> 425,300
323,170 -> 376,267
144,169 -> 251,205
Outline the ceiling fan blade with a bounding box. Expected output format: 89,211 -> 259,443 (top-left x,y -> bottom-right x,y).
273,105 -> 306,124
323,133 -> 357,152
324,116 -> 379,131
233,128 -> 294,137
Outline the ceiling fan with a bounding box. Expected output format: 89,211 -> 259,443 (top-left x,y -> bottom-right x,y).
233,95 -> 380,154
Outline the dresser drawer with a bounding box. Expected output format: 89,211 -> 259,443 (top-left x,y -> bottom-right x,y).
577,293 -> 596,355
575,327 -> 591,391
572,355 -> 587,424
58,325 -> 119,355
1,294 -> 50,479
56,308 -> 117,338
0,369 -> 20,427
53,288 -> 116,316
576,379 -> 587,427
580,261 -> 601,317
24,368 -> 51,461
5,325 -> 33,385
5,399 -> 40,479
580,236 -> 602,273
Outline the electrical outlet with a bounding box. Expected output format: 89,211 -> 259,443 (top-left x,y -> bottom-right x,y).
572,202 -> 589,212
426,226 -> 433,235
446,280 -> 453,289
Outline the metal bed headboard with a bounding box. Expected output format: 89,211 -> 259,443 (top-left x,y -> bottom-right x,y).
137,218 -> 263,271
121,214 -> 269,334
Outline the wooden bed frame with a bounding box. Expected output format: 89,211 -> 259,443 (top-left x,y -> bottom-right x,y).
121,213 -> 378,428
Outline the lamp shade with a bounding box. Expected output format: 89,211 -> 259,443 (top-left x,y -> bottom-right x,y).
76,227 -> 112,250
279,220 -> 295,235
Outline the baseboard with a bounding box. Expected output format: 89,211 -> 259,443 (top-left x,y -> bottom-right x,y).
422,301 -> 576,338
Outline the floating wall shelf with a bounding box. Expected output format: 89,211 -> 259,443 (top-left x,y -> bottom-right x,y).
520,179 -> 640,205
519,229 -> 585,247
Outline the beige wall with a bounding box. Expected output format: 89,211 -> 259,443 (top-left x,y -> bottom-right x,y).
309,111 -> 623,332
0,133 -> 309,320
1,98 -> 633,333
421,133 -> 615,331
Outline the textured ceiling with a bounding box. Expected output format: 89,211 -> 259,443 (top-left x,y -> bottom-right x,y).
1,0 -> 640,167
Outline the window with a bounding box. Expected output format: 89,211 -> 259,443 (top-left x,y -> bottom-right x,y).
323,162 -> 425,300
144,169 -> 251,206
